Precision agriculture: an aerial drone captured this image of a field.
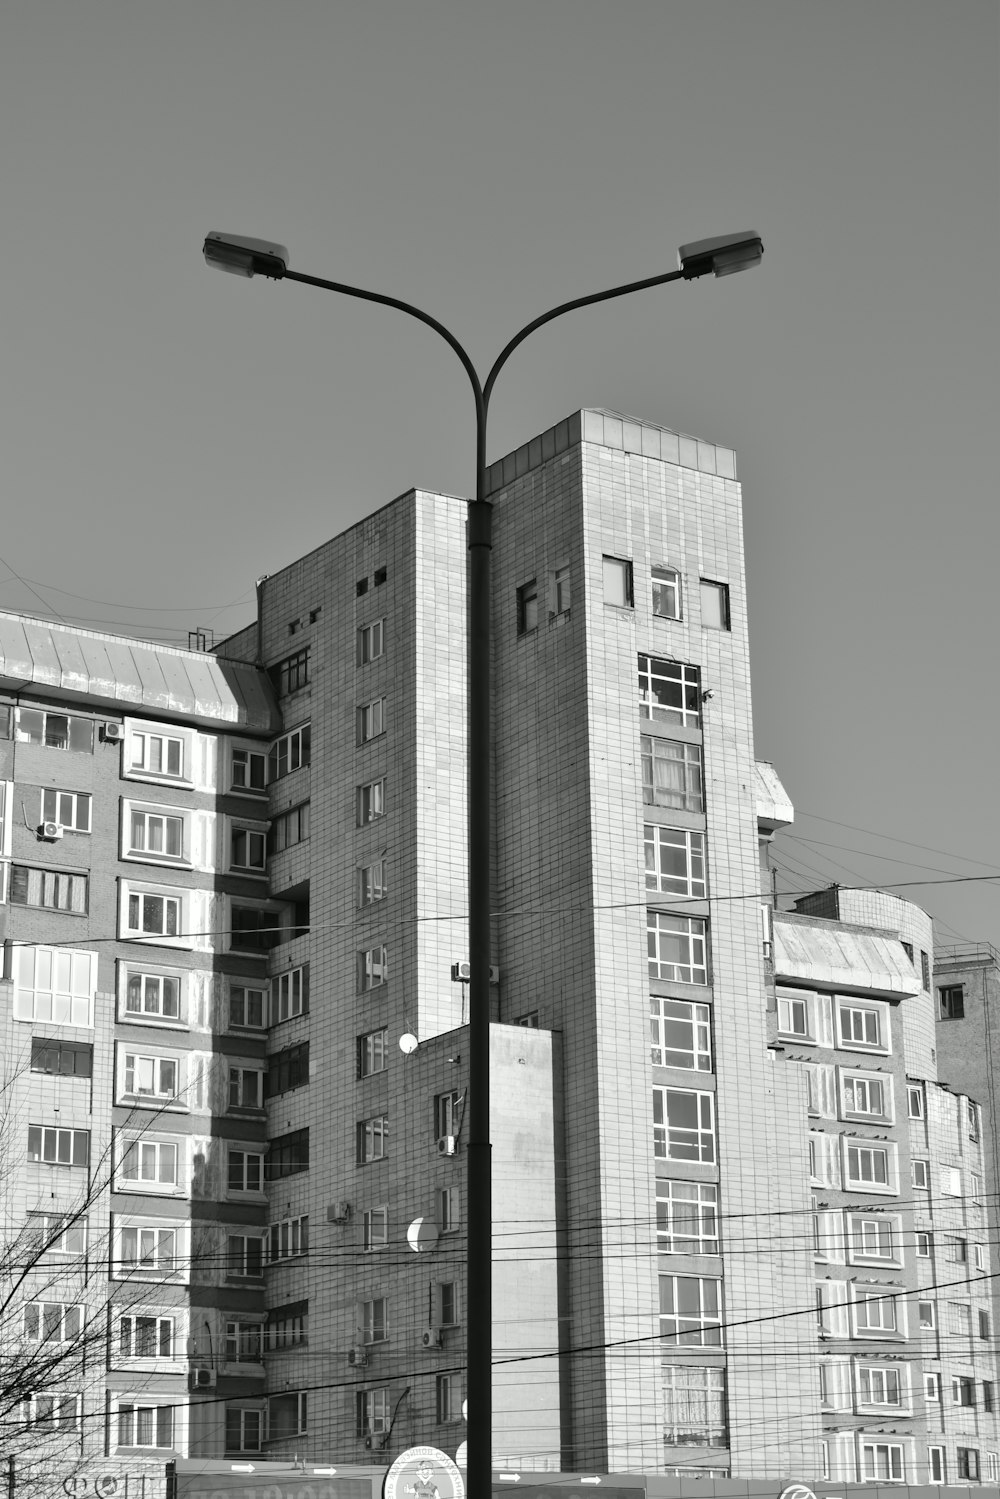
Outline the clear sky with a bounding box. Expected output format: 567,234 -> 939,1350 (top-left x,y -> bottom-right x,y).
1,1 -> 998,949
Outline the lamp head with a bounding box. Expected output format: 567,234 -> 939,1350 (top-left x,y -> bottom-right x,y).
203,232 -> 288,279
678,232 -> 763,280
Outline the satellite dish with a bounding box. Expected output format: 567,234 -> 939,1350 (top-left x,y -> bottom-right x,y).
406,1216 -> 439,1253
455,1442 -> 467,1468
399,1033 -> 418,1055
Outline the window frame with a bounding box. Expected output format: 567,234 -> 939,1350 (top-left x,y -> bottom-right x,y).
126,724 -> 188,784
115,1220 -> 184,1281
637,654 -> 701,727
644,824 -> 707,898
269,649 -> 310,697
118,1133 -> 181,1193
363,1206 -> 388,1252
121,884 -> 184,945
27,1124 -> 90,1168
358,944 -> 388,992
516,579 -> 539,635
40,788 -> 92,833
939,984 -> 965,1019
118,1311 -> 177,1363
602,555 -> 634,609
11,863 -> 88,915
15,707 -> 94,754
124,803 -> 188,866
840,1068 -> 892,1122
652,564 -> 682,621
119,1049 -> 181,1106
652,1087 -> 716,1164
647,911 -> 709,985
114,1398 -> 175,1451
269,724 -> 311,781
267,1215 -> 309,1265
640,735 -> 704,812
271,965 -> 309,1025
122,965 -> 184,1025
230,745 -> 268,794
656,1179 -> 720,1255
649,997 -> 713,1071
699,578 -> 731,630
357,619 -> 385,666
357,1116 -> 388,1165
358,1027 -> 389,1078
230,824 -> 268,874
842,1138 -> 897,1195
836,999 -> 888,1053
357,778 -> 386,824
357,697 -> 386,745
658,1273 -> 723,1347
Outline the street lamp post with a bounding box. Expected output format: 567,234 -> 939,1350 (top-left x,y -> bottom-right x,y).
203,229 -> 763,1495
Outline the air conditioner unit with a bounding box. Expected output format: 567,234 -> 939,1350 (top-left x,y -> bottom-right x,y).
421,1327 -> 444,1349
101,722 -> 123,743
363,1436 -> 375,1450
38,822 -> 64,841
451,960 -> 500,984
327,1200 -> 352,1224
189,1366 -> 216,1390
437,1135 -> 457,1157
347,1346 -> 368,1367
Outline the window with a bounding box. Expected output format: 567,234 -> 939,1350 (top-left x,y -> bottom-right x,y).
916,1232 -> 932,1257
120,1137 -> 178,1189
662,1365 -> 726,1448
928,1448 -> 945,1484
941,1165 -> 962,1196
837,1000 -> 885,1050
11,865 -> 88,913
22,1394 -> 81,1432
267,1301 -> 308,1351
126,889 -> 180,939
659,1274 -> 722,1346
638,655 -> 700,727
357,577 -> 369,597
777,990 -> 812,1039
271,966 -> 309,1024
437,1186 -> 460,1234
924,1373 -> 941,1402
516,1011 -> 539,1027
700,579 -> 730,630
907,1084 -> 924,1118
116,1400 -> 175,1450
14,945 -> 96,1026
357,1388 -> 390,1437
861,1442 -> 904,1483
27,1125 -> 89,1167
553,565 -> 571,616
16,708 -> 93,752
640,736 -> 703,812
359,856 -> 386,905
844,1141 -> 895,1191
440,1282 -> 459,1326
644,826 -> 707,898
362,1297 -> 387,1344
437,1373 -> 462,1425
364,1207 -> 388,1251
967,1099 -> 980,1141
357,778 -> 386,824
268,802 -> 310,854
980,1309 -> 991,1341
270,1390 -> 308,1441
920,950 -> 930,989
809,1132 -> 841,1187
358,1028 -> 388,1078
357,620 -> 385,664
118,1223 -> 178,1276
270,649 -> 310,696
119,1314 -> 174,1360
224,1322 -> 262,1364
265,1043 -> 309,1097
231,747 -> 267,792
912,1158 -> 929,1189
358,1116 -> 388,1164
647,912 -> 708,984
517,580 -> 539,634
945,1235 -> 968,1264
226,1408 -> 263,1453
603,556 -> 634,608
359,945 -> 388,991
266,1129 -> 309,1180
957,1449 -> 980,1482
857,1364 -> 903,1406
918,1301 -> 936,1330
268,1216 -> 309,1264
842,1072 -> 889,1119
806,1063 -> 837,1118
125,969 -> 181,1021
650,998 -> 712,1071
984,1379 -> 995,1411
653,1088 -> 715,1163
123,1053 -> 178,1101
939,985 -> 965,1019
652,565 -> 682,620
952,1376 -> 975,1406
231,904 -> 281,952
128,808 -> 185,861
30,1038 -> 92,1078
853,1288 -> 898,1334
130,729 -> 183,779
231,827 -> 267,872
24,1302 -> 82,1343
357,697 -> 386,743
971,1171 -> 984,1204
848,1214 -> 897,1262
227,1234 -> 264,1278
229,984 -> 266,1030
950,1301 -> 972,1338
374,566 -> 387,586
656,1179 -> 719,1254
40,789 -> 91,832
435,1091 -> 462,1140
986,1453 -> 999,1483
227,1150 -> 264,1193
901,940 -> 914,962
269,724 -> 311,782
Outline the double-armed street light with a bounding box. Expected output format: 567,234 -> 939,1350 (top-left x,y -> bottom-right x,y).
202,228 -> 763,1496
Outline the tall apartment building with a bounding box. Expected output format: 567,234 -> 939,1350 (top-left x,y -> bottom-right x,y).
1,408 -> 997,1491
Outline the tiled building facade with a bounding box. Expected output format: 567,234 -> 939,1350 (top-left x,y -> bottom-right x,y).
0,410 -> 997,1489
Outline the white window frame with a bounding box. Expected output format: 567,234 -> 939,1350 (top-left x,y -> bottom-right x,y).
907,1084 -> 924,1118
652,564 -> 682,620
117,1133 -> 182,1193
656,1179 -> 719,1255
358,855 -> 387,905
358,1388 -> 390,1437
113,1396 -> 178,1452
11,863 -> 88,913
357,697 -> 386,744
227,1148 -> 265,1196
123,803 -> 188,865
358,1115 -> 388,1164
12,945 -> 97,1027
840,1068 -> 892,1121
652,1087 -> 715,1164
658,1273 -> 723,1347
27,1125 -> 89,1168
15,707 -> 94,753
638,654 -> 700,727
843,1139 -> 897,1195
268,1391 -> 307,1439
852,1285 -> 901,1337
860,1440 -> 905,1483
856,1361 -> 906,1409
22,1393 -> 82,1433
847,1213 -> 900,1266
32,1213 -> 88,1257
357,619 -> 385,665
928,1446 -> 945,1484
230,745 -> 268,794
120,883 -> 186,947
117,1311 -> 179,1364
700,578 -> 731,630
23,1301 -> 83,1344
437,1186 -> 460,1234
120,965 -> 184,1025
40,788 -> 92,833
915,1231 -> 932,1258
357,778 -> 386,824
649,998 -> 712,1071
603,555 -> 634,608
359,944 -> 388,992
912,1157 -> 930,1189
924,1372 -> 941,1401
227,1233 -> 265,1279
228,1067 -> 264,1110
647,911 -> 708,984
644,825 -> 707,898
229,983 -> 267,1031
361,1297 -> 388,1344
226,1406 -> 264,1453
640,735 -> 704,812
230,823 -> 268,874
271,966 -> 308,1024
126,723 -> 190,786
777,989 -> 813,1039
114,1219 -> 186,1281
267,1215 -> 309,1264
552,564 -> 571,617
836,999 -> 888,1052
224,1321 -> 263,1364
118,1048 -> 181,1106
358,1028 -> 389,1078
363,1206 -> 388,1252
